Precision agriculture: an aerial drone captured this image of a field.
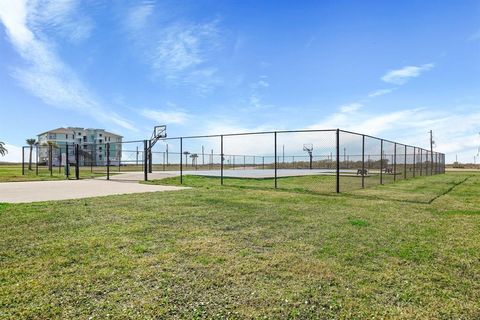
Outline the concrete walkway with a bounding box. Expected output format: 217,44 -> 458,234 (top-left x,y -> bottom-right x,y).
0,179 -> 187,203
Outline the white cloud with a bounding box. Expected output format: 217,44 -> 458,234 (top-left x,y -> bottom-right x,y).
125,1 -> 154,32
151,20 -> 220,77
28,0 -> 94,43
123,7 -> 223,93
368,88 -> 395,98
339,103 -> 362,113
381,63 -> 434,85
0,0 -> 135,132
140,108 -> 189,124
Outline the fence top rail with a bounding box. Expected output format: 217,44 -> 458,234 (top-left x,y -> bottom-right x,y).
158,128 -> 338,141
21,128 -> 445,157
338,129 -> 444,156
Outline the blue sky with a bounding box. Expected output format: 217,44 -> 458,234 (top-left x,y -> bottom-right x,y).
0,0 -> 479,162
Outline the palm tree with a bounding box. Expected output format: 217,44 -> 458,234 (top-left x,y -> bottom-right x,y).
183,151 -> 190,166
190,153 -> 198,169
26,138 -> 36,170
0,141 -> 7,157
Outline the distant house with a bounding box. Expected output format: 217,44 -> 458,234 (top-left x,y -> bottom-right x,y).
37,127 -> 123,166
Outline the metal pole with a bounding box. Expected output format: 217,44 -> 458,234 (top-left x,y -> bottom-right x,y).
75,144 -> 80,180
420,149 -> 423,176
393,142 -> 397,182
380,139 -> 383,184
148,140 -> 152,173
413,147 -> 416,178
180,138 -> 183,184
66,144 -> 69,178
362,135 -> 365,188
35,144 -> 39,175
404,145 -> 407,179
336,129 -> 340,193
143,140 -> 147,181
202,145 -> 205,165
22,146 -> 25,175
163,152 -> 165,171
430,130 -> 434,176
136,146 -> 139,166
49,144 -> 53,176
220,135 -> 224,185
91,144 -> 94,173
262,156 -> 265,170
274,132 -> 277,189
106,143 -> 110,180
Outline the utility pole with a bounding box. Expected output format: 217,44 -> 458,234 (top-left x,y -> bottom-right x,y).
429,130 -> 434,175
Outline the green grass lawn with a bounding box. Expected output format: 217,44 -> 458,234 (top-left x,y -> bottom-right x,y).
0,165 -> 108,182
1,172 -> 479,318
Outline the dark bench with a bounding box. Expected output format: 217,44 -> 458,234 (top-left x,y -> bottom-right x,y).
356,169 -> 368,176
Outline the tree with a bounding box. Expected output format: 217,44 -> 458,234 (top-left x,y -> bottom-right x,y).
183,151 -> 190,166
190,153 -> 198,169
0,141 -> 7,157
26,138 -> 36,170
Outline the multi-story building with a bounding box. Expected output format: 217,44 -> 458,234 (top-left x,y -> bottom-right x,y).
37,127 -> 123,166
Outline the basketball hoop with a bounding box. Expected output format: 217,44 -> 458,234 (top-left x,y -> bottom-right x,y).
303,144 -> 313,153
148,125 -> 167,151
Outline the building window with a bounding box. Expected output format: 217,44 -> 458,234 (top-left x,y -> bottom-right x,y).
99,139 -> 102,144
99,155 -> 102,160
65,134 -> 68,139
99,133 -> 102,137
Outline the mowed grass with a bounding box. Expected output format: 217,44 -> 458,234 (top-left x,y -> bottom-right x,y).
1,173 -> 479,318
0,165 -> 107,182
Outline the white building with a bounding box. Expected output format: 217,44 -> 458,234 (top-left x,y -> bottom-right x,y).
37,127 -> 123,166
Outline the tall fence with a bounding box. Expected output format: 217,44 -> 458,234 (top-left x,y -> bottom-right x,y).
22,129 -> 445,193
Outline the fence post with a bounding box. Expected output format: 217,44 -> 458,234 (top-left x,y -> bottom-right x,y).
393,142 -> 397,182
22,146 -> 25,175
413,147 -> 416,178
106,143 -> 110,180
420,149 -> 423,176
274,132 -> 278,189
49,144 -> 53,176
91,144 -> 94,173
336,129 -> 340,193
148,140 -> 152,173
404,145 -> 407,179
65,144 -> 70,178
143,140 -> 147,181
180,138 -> 183,184
380,139 -> 383,185
35,144 -> 39,175
75,144 -> 80,180
362,135 -> 365,188
220,135 -> 224,185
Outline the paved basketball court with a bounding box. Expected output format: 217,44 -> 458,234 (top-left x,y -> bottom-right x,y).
0,179 -> 187,203
105,168 -> 363,181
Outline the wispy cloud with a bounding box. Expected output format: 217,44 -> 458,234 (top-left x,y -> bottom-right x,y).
0,0 -> 135,131
368,88 -> 395,98
339,103 -> 363,113
123,4 -> 223,94
381,63 -> 434,85
28,0 -> 94,43
140,104 -> 189,124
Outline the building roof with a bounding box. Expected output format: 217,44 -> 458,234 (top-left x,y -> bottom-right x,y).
37,127 -> 123,138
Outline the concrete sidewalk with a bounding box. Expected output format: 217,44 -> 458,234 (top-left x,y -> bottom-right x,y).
0,179 -> 187,203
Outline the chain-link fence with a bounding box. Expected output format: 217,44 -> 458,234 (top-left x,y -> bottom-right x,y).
22,129 -> 445,193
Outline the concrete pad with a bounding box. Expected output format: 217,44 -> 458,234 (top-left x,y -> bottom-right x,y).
0,179 -> 188,204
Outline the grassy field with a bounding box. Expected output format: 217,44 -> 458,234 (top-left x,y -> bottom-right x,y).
0,172 -> 479,318
0,165 -> 108,182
